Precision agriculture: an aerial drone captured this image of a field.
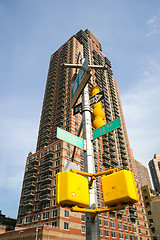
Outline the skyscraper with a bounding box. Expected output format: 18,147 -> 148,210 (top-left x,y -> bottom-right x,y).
16,29 -> 150,239
149,153 -> 160,193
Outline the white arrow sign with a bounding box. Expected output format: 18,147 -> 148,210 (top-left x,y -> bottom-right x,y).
89,90 -> 104,106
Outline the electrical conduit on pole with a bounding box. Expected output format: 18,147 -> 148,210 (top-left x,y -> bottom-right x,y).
82,82 -> 100,240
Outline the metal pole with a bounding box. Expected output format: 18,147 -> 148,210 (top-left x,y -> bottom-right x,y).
82,84 -> 100,240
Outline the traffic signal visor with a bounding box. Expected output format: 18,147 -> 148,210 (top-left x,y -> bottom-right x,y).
56,171 -> 89,208
101,170 -> 139,207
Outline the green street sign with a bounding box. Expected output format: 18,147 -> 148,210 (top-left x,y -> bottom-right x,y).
93,118 -> 121,139
57,127 -> 84,149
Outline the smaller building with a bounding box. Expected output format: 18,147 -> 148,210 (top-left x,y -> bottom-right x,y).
0,211 -> 16,234
134,159 -> 152,188
141,185 -> 160,240
149,153 -> 160,193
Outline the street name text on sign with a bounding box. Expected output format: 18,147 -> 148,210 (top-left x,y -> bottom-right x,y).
57,127 -> 84,149
93,118 -> 121,139
71,58 -> 91,108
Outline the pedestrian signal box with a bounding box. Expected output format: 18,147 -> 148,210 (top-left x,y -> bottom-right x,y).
101,170 -> 139,207
56,171 -> 89,208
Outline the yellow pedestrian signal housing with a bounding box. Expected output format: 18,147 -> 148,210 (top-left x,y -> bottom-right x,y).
56,171 -> 89,208
101,170 -> 139,207
91,86 -> 107,129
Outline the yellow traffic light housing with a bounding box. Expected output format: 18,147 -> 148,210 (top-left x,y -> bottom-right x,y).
101,170 -> 139,207
56,171 -> 89,208
91,86 -> 107,129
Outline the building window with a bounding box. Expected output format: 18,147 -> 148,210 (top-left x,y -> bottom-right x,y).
56,152 -> 60,158
81,214 -> 85,222
25,216 -> 31,223
26,207 -> 32,213
75,127 -> 78,133
117,214 -> 122,220
110,221 -> 115,228
64,222 -> 69,230
33,214 -> 39,222
34,203 -> 40,211
53,199 -> 56,206
42,211 -> 49,220
111,231 -> 116,238
123,216 -> 127,222
104,230 -> 109,237
56,160 -> 60,166
66,143 -> 71,151
18,218 -> 23,225
100,229 -> 103,236
109,212 -> 115,219
53,210 -> 57,218
81,225 -> 85,233
133,226 -> 137,232
119,233 -> 124,239
148,210 -> 151,215
118,223 -> 122,229
66,152 -> 70,159
52,221 -> 57,228
64,210 -> 69,218
55,169 -> 59,175
124,225 -> 128,231
104,220 -> 108,226
42,202 -> 50,209
57,142 -> 61,150
75,121 -> 78,126
125,234 -> 129,239
129,226 -> 132,232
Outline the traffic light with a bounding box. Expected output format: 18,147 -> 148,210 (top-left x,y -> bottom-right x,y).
56,171 -> 89,208
101,170 -> 139,207
91,86 -> 107,129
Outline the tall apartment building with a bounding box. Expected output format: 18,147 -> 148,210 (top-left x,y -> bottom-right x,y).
134,159 -> 152,188
149,153 -> 160,193
15,29 -> 151,239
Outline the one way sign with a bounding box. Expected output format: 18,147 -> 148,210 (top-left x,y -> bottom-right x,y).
73,90 -> 104,115
89,90 -> 104,106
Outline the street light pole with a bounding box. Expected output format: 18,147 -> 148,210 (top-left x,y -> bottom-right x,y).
82,83 -> 100,240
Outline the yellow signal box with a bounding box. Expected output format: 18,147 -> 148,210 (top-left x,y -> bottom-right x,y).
101,170 -> 139,207
56,171 -> 89,208
91,86 -> 107,129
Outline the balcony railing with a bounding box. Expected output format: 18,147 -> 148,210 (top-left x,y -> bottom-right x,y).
39,193 -> 50,202
24,181 -> 35,189
22,199 -> 33,206
22,189 -> 34,197
25,172 -> 36,180
38,174 -> 52,183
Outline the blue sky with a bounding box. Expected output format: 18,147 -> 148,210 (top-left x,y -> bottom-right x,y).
1,0 -> 160,219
